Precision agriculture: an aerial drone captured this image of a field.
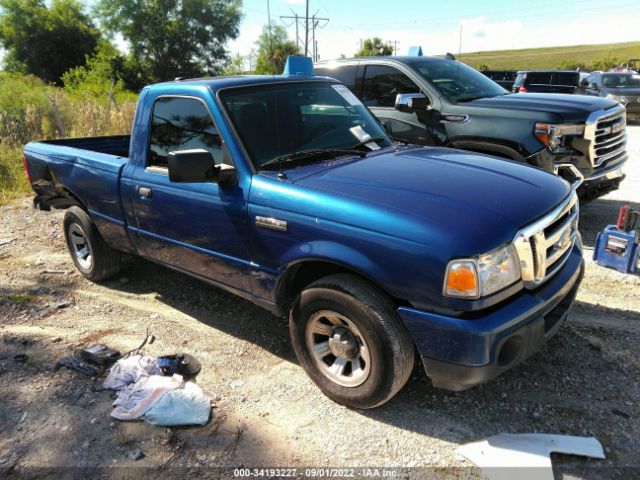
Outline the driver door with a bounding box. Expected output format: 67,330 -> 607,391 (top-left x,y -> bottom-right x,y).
361,64 -> 433,145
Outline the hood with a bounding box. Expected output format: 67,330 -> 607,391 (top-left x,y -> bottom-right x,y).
467,93 -> 619,123
602,87 -> 640,96
289,146 -> 570,254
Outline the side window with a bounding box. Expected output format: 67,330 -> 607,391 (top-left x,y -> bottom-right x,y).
554,73 -> 578,86
315,65 -> 358,90
148,97 -> 222,169
362,65 -> 420,107
584,74 -> 596,86
527,72 -> 552,85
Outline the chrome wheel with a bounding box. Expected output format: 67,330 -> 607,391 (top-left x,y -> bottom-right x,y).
305,310 -> 371,387
69,224 -> 93,270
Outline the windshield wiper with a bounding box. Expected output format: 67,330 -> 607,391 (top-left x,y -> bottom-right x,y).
260,148 -> 365,170
350,136 -> 387,150
455,95 -> 486,102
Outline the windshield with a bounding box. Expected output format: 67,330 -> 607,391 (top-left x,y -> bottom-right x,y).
218,81 -> 391,169
602,73 -> 640,88
409,59 -> 508,101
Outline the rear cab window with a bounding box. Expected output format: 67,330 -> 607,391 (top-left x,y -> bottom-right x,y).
314,64 -> 358,91
148,96 -> 223,170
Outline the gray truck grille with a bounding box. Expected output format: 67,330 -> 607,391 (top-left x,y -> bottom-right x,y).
513,192 -> 579,289
584,106 -> 627,167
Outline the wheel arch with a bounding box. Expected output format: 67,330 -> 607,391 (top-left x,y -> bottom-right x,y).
274,257 -> 409,317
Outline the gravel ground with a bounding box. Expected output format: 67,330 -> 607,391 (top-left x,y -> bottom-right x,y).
1,127 -> 639,479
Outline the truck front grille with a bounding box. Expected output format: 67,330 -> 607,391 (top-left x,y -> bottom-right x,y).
584,106 -> 627,168
513,192 -> 579,289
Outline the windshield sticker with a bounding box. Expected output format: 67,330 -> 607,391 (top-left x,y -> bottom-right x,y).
332,84 -> 362,106
350,125 -> 381,150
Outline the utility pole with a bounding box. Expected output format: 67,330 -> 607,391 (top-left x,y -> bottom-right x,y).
305,0 -> 309,57
387,40 -> 399,56
281,5 -> 328,59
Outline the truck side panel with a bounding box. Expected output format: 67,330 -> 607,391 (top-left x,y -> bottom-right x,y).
24,142 -> 135,253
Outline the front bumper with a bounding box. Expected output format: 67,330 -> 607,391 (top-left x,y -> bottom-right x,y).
397,239 -> 584,391
526,148 -> 627,200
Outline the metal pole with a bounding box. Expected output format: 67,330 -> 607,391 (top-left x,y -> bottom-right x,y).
305,0 -> 309,56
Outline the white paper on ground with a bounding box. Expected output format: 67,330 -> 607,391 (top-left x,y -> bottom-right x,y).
457,433 -> 605,480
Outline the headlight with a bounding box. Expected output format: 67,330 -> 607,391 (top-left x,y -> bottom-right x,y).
605,93 -> 628,106
534,123 -> 584,153
443,244 -> 521,299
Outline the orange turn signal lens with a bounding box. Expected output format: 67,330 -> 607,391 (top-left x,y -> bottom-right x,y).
444,261 -> 479,298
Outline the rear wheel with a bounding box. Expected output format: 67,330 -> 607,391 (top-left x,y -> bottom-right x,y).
63,206 -> 121,281
289,274 -> 414,409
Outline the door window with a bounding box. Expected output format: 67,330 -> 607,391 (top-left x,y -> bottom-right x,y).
148,97 -> 222,168
362,65 -> 420,107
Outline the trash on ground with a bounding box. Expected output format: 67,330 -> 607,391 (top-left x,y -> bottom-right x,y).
111,374 -> 210,426
156,353 -> 201,379
102,354 -> 161,390
457,433 -> 606,480
127,448 -> 145,461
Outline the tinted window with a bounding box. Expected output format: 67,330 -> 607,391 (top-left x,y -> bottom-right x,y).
602,73 -> 640,88
219,81 -> 390,168
362,65 -> 420,107
315,65 -> 358,90
514,73 -> 526,87
553,72 -> 579,86
527,72 -> 553,85
148,97 -> 222,168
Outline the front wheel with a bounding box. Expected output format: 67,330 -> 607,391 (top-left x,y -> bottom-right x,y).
289,274 -> 415,409
63,206 -> 121,281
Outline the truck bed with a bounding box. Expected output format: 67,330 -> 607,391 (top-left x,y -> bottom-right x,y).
24,136 -> 131,247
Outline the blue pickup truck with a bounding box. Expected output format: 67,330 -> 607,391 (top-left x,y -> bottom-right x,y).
23,72 -> 585,408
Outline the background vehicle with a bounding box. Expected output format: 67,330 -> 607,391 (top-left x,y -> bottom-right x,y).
512,70 -> 589,94
24,73 -> 584,408
480,70 -> 518,91
315,56 -> 627,200
578,71 -> 640,122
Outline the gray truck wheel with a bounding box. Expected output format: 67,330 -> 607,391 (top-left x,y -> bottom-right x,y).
63,206 -> 121,281
289,274 -> 415,409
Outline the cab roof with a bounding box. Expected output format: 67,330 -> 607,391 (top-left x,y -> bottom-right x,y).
145,74 -> 338,94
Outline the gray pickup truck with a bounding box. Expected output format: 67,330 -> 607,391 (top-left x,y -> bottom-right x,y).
315,55 -> 628,200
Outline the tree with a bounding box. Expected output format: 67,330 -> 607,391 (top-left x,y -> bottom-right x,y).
478,64 -> 490,71
255,24 -> 301,74
0,0 -> 100,84
96,0 -> 242,82
355,38 -> 393,57
222,53 -> 246,76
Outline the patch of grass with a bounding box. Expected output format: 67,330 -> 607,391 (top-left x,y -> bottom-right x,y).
1,293 -> 34,305
459,41 -> 640,70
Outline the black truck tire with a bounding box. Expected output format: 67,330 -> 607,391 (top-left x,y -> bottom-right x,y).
289,273 -> 415,409
63,206 -> 121,281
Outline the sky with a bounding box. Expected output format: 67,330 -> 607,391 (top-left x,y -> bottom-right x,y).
230,0 -> 640,61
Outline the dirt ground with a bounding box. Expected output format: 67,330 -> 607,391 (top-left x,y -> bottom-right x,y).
1,128 -> 639,480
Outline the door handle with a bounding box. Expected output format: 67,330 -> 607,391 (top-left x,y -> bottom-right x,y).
138,186 -> 152,198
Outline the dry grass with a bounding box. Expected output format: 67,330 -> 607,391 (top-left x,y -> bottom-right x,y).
459,41 -> 640,70
0,73 -> 137,205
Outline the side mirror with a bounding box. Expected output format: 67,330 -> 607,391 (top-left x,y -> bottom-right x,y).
168,149 -> 236,185
589,82 -> 599,90
395,93 -> 430,113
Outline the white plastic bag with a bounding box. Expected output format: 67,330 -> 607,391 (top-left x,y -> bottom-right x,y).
103,355 -> 161,390
142,381 -> 211,426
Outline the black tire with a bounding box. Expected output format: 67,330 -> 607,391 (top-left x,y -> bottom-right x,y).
63,206 -> 121,281
289,273 -> 415,409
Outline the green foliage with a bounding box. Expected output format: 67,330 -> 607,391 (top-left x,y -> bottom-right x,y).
95,0 -> 242,82
255,24 -> 301,75
0,72 -> 138,204
459,41 -> 640,71
355,38 -> 393,57
222,53 -> 246,76
478,64 -> 490,71
557,60 -> 587,70
0,0 -> 100,84
62,42 -> 137,104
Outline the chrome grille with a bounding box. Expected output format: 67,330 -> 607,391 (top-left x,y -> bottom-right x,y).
584,106 -> 627,167
513,193 -> 579,289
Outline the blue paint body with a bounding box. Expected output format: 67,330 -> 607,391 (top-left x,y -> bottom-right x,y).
23,75 -> 584,389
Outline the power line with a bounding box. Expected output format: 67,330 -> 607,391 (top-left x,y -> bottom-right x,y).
280,4 -> 329,60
